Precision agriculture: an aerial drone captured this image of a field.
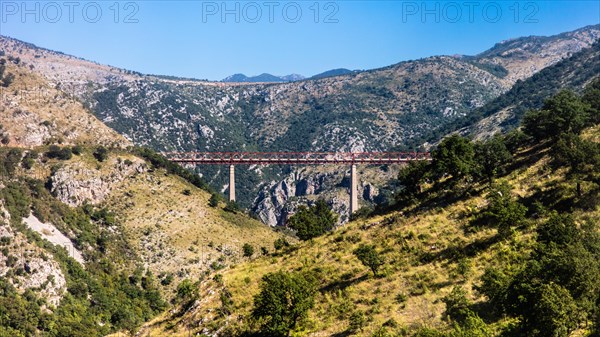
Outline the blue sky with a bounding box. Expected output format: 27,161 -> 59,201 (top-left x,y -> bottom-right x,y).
1,1 -> 598,80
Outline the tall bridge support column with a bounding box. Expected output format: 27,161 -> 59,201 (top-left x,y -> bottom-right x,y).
350,164 -> 359,214
229,165 -> 236,202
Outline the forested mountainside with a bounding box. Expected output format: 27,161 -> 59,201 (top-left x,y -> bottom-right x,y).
411,40 -> 600,144
0,25 -> 598,226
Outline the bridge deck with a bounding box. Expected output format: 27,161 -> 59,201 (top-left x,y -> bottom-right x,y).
164,152 -> 431,165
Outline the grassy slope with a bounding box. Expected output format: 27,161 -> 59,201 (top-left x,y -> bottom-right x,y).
138,126 -> 599,337
103,158 -> 284,292
36,148 -> 284,294
2,145 -> 285,301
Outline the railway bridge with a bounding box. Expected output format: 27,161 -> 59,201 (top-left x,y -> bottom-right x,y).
164,152 -> 431,214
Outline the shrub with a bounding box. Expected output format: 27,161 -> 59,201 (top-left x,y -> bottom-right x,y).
288,199 -> 337,240
349,206 -> 374,221
397,160 -> 431,196
536,212 -> 578,246
395,292 -> 408,306
353,244 -> 384,277
252,270 -> 317,337
208,193 -> 220,207
448,312 -> 491,337
274,238 -> 289,251
242,243 -> 254,257
474,135 -> 512,183
442,286 -> 471,324
480,181 -> 527,237
175,279 -> 197,303
432,135 -> 475,182
551,132 -> 599,196
93,146 -> 108,162
522,90 -> 590,142
46,145 -> 72,160
348,310 -> 366,332
3,148 -> 22,174
21,157 -> 34,170
161,273 -> 174,286
219,288 -> 234,316
213,274 -> 223,284
71,145 -> 83,155
223,200 -> 239,213
476,266 -> 513,314
526,283 -> 578,337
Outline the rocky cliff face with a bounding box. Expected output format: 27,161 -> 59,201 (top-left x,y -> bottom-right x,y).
0,201 -> 67,307
49,156 -> 146,206
253,165 -> 398,226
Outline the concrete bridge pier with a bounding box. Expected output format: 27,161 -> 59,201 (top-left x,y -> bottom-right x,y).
350,164 -> 359,214
229,164 -> 236,202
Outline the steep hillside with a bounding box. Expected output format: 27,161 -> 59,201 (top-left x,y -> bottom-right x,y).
472,40 -> 600,136
446,41 -> 600,142
0,145 -> 285,336
137,89 -> 600,337
0,55 -> 128,147
472,24 -> 599,85
46,148 -> 284,285
1,25 -> 597,226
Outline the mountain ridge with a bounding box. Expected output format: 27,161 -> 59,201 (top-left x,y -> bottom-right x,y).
222,73 -> 306,83
1,24 -> 598,226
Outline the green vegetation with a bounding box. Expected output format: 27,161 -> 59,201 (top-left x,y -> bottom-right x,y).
477,182 -> 527,237
71,145 -> 83,155
21,150 -> 37,170
0,148 -> 22,176
251,270 -> 317,337
132,147 -> 212,192
224,200 -> 240,213
473,135 -> 512,184
209,193 -> 220,207
0,58 -> 15,87
46,145 -> 72,160
242,243 -> 254,258
479,212 -> 599,337
92,146 -> 108,162
89,34 -> 599,211
553,132 -> 599,196
175,278 -> 198,309
466,60 -> 509,78
398,160 -> 431,197
523,87 -> 600,196
432,135 -> 475,183
407,42 -> 600,152
152,82 -> 599,337
353,244 -> 385,277
287,199 -> 338,240
273,237 -> 290,251
0,157 -> 168,336
3,35 -> 600,337
523,90 -> 590,143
